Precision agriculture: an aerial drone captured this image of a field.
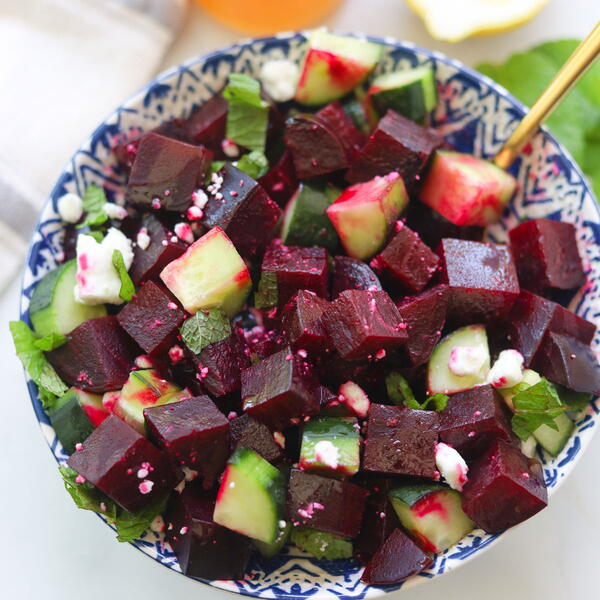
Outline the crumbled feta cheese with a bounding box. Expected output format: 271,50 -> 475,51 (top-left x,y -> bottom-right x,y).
174,222 -> 194,244
192,189 -> 209,210
150,515 -> 166,533
57,192 -> 83,223
74,227 -> 133,305
488,349 -> 524,389
103,202 -> 128,220
273,431 -> 286,449
314,440 -> 339,469
448,344 -> 487,377
259,59 -> 300,102
435,442 -> 468,491
168,345 -> 184,364
182,466 -> 199,482
139,479 -> 154,494
134,354 -> 154,369
221,138 -> 239,158
187,206 -> 203,221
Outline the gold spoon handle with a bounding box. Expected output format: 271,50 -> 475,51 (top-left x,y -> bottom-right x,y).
494,21 -> 600,171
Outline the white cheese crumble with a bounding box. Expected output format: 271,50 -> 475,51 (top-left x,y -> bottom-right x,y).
57,192 -> 83,223
103,202 -> 128,220
221,138 -> 240,158
314,440 -> 339,470
488,349 -> 524,389
259,59 -> 300,102
74,227 -> 133,305
136,227 -> 151,250
448,344 -> 488,377
435,442 -> 468,491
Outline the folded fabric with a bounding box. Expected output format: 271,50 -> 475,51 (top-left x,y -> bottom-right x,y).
0,0 -> 187,293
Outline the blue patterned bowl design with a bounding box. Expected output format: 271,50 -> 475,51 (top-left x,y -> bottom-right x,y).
19,32 -> 600,599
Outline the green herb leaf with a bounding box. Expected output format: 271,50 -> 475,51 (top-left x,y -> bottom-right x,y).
77,184 -> 109,229
112,249 -> 135,302
223,74 -> 269,152
290,526 -> 353,560
421,393 -> 449,411
235,151 -> 269,179
556,386 -> 592,411
180,308 -> 231,354
115,495 -> 168,543
34,333 -> 68,351
59,466 -> 118,522
511,379 -> 564,440
86,230 -> 105,243
385,371 -> 417,407
254,271 -> 279,309
10,320 -> 68,410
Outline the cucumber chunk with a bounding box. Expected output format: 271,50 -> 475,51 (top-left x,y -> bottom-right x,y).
290,526 -> 353,560
213,447 -> 287,544
30,260 -> 107,337
254,520 -> 291,558
389,482 -> 474,553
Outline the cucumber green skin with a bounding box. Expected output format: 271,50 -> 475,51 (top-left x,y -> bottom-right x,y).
342,97 -> 371,135
281,182 -> 340,251
30,260 -> 107,337
388,482 -> 449,508
50,389 -> 95,453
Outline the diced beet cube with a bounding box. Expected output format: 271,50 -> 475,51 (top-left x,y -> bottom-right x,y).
461,440 -> 548,532
144,396 -> 230,487
361,528 -> 433,585
363,404 -> 439,478
280,290 -> 330,355
322,289 -> 407,360
165,483 -> 251,579
126,132 -> 213,212
534,333 -> 600,394
509,218 -> 585,292
67,415 -> 178,512
262,242 -> 329,306
331,256 -> 382,299
284,114 -> 349,178
241,347 -> 319,430
316,101 -> 366,160
183,94 -> 228,153
287,469 -> 368,538
346,110 -> 443,184
438,238 -> 520,323
505,290 -> 595,366
229,413 -> 284,463
397,285 -> 448,366
47,316 -> 137,393
201,163 -> 282,257
318,353 -> 389,399
117,281 -> 186,355
258,150 -> 298,208
190,333 -> 251,397
129,213 -> 187,285
371,224 -> 439,293
438,385 -> 513,459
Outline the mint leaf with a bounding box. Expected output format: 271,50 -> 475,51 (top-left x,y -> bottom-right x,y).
180,308 -> 231,354
10,320 -> 68,410
59,466 -> 118,522
511,379 -> 564,440
115,495 -> 167,543
235,151 -> 269,179
77,184 -> 109,229
34,333 -> 68,351
386,371 -> 417,407
556,385 -> 592,412
254,271 -> 278,309
291,526 -> 353,560
421,393 -> 449,411
223,74 -> 269,152
112,250 -> 135,302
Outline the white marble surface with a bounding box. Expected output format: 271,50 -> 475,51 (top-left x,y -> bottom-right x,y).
2,0 -> 599,598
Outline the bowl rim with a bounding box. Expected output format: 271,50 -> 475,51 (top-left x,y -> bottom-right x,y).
19,29 -> 600,599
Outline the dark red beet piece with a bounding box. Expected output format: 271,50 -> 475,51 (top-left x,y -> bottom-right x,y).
331,256 -> 382,299
397,285 -> 448,366
241,346 -> 319,430
462,440 -> 548,532
534,333 -> 600,394
67,415 -> 178,513
280,290 -> 331,355
505,290 -> 595,366
262,242 -> 329,307
284,114 -> 349,178
229,413 -> 284,463
113,135 -> 141,174
117,281 -> 186,355
201,163 -> 282,258
183,94 -> 228,153
361,528 -> 433,585
258,150 -> 298,208
322,289 -> 407,360
363,404 -> 439,478
316,101 -> 366,160
47,316 -> 137,393
125,132 -> 213,212
509,218 -> 585,292
438,385 -> 514,459
346,110 -> 443,184
438,238 -> 520,323
370,224 -> 439,294
165,483 -> 251,580
190,333 -> 251,397
287,469 -> 368,538
129,213 -> 187,285
145,395 -> 229,472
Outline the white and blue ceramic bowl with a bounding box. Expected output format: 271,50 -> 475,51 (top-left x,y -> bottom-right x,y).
19,31 -> 600,599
